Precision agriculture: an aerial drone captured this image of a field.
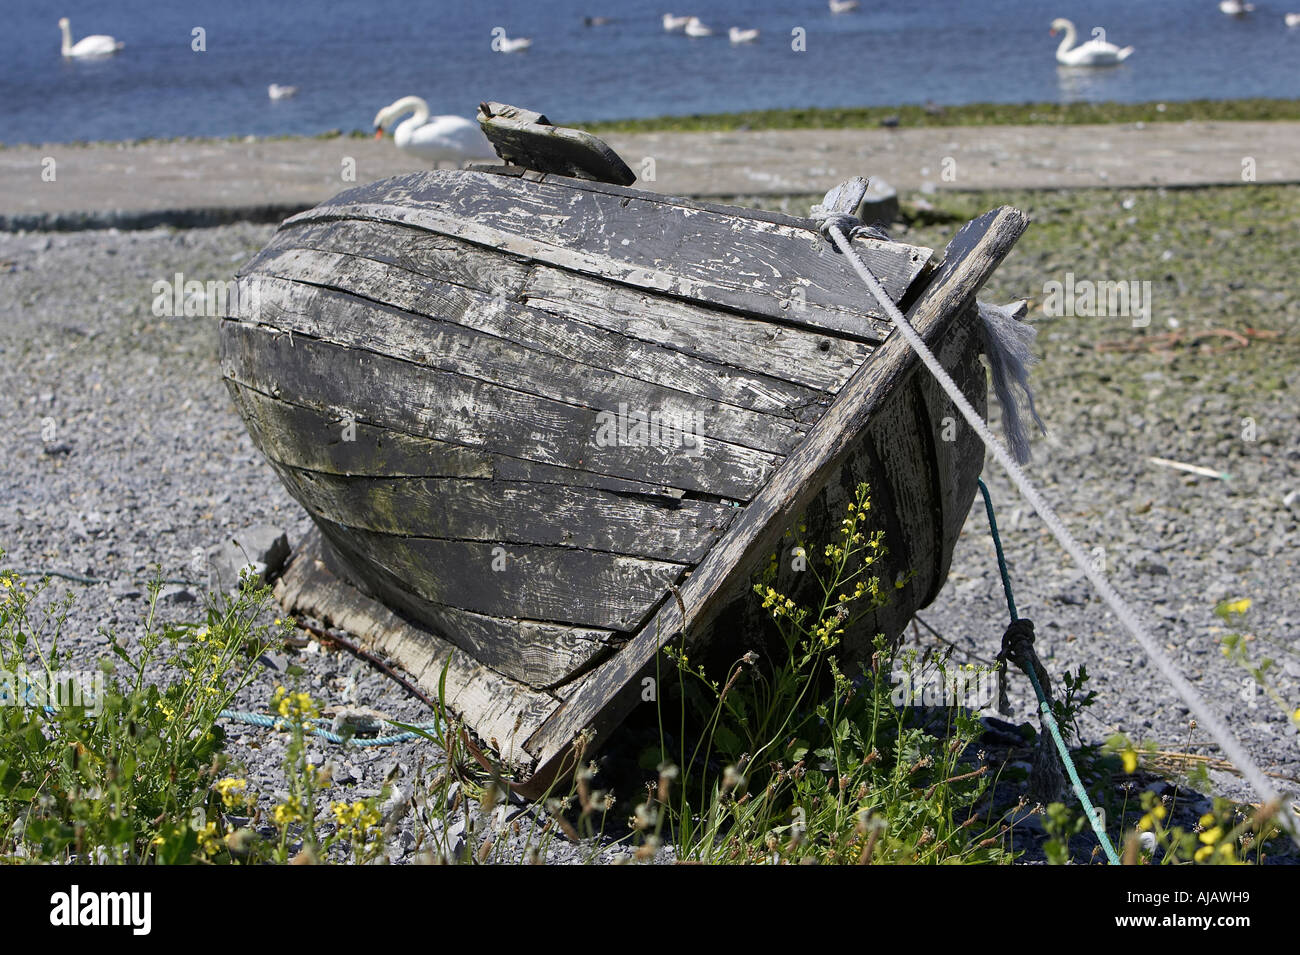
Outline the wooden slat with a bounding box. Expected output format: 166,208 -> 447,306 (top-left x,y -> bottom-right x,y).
914,305 -> 987,603
244,238 -> 831,421
237,275 -> 805,455
311,515 -> 685,633
268,461 -> 734,563
248,217 -> 532,299
521,266 -> 871,394
226,381 -> 689,503
516,206 -> 1028,797
258,214 -> 866,398
866,379 -> 938,613
309,529 -> 617,688
286,169 -> 933,337
221,321 -> 778,501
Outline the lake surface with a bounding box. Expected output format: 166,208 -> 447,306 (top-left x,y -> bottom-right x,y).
5,0 -> 1299,144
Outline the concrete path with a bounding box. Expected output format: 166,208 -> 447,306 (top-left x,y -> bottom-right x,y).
2,120 -> 1297,229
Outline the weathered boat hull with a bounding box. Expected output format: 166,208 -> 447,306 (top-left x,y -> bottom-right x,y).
221,155 -> 1025,790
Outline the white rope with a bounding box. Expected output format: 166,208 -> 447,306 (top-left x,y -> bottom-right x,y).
826,222 -> 1299,847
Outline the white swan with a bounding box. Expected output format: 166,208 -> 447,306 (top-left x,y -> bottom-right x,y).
373,97 -> 494,167
684,16 -> 712,36
496,34 -> 532,53
662,14 -> 691,31
267,84 -> 298,100
829,0 -> 860,13
58,17 -> 123,57
1286,12 -> 1300,27
1219,0 -> 1254,14
729,27 -> 760,43
1050,18 -> 1133,65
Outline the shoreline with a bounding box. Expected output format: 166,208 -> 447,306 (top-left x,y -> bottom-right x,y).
4,97 -> 1300,151
4,118 -> 1300,233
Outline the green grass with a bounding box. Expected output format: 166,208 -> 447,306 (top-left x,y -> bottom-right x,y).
578,97 -> 1300,134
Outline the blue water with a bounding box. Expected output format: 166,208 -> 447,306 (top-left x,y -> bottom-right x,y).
4,0 -> 1299,145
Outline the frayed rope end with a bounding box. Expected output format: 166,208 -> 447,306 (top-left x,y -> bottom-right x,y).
977,300 -> 1046,465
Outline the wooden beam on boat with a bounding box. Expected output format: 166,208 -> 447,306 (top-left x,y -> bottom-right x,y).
235,276 -> 808,456
312,515 -> 687,633
284,169 -> 933,339
226,381 -> 691,505
242,245 -> 834,421
221,321 -> 779,501
477,101 -> 637,185
516,205 -> 1028,798
305,528 -> 620,688
267,463 -> 735,564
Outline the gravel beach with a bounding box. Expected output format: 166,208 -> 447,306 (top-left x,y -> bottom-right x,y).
1,181 -> 1296,863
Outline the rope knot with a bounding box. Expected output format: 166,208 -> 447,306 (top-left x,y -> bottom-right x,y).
999,617 -> 1037,674
811,177 -> 889,244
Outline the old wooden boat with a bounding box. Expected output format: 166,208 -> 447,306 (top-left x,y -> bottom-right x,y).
221,103 -> 1027,794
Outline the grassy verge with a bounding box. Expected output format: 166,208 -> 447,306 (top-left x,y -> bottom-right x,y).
579,97 -> 1300,133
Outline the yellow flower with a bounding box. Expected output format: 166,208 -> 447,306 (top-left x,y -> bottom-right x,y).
1135,805 -> 1165,832
1121,749 -> 1138,774
197,821 -> 222,856
1222,598 -> 1251,615
272,686 -> 319,720
1195,845 -> 1214,862
1199,826 -> 1224,845
273,798 -> 304,826
331,800 -> 382,834
215,777 -> 252,810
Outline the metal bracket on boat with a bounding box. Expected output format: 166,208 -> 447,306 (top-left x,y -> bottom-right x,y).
476,102 -> 637,186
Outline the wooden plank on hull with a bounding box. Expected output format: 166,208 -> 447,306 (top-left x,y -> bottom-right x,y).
268,462 -> 734,563
866,378 -> 940,614
235,276 -> 807,456
225,380 -> 689,502
220,321 -> 779,501
284,168 -> 933,337
521,266 -> 872,394
913,305 -> 988,604
308,528 -> 619,688
312,515 -> 687,633
257,216 -> 870,398
242,246 -> 833,421
249,217 -> 532,300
